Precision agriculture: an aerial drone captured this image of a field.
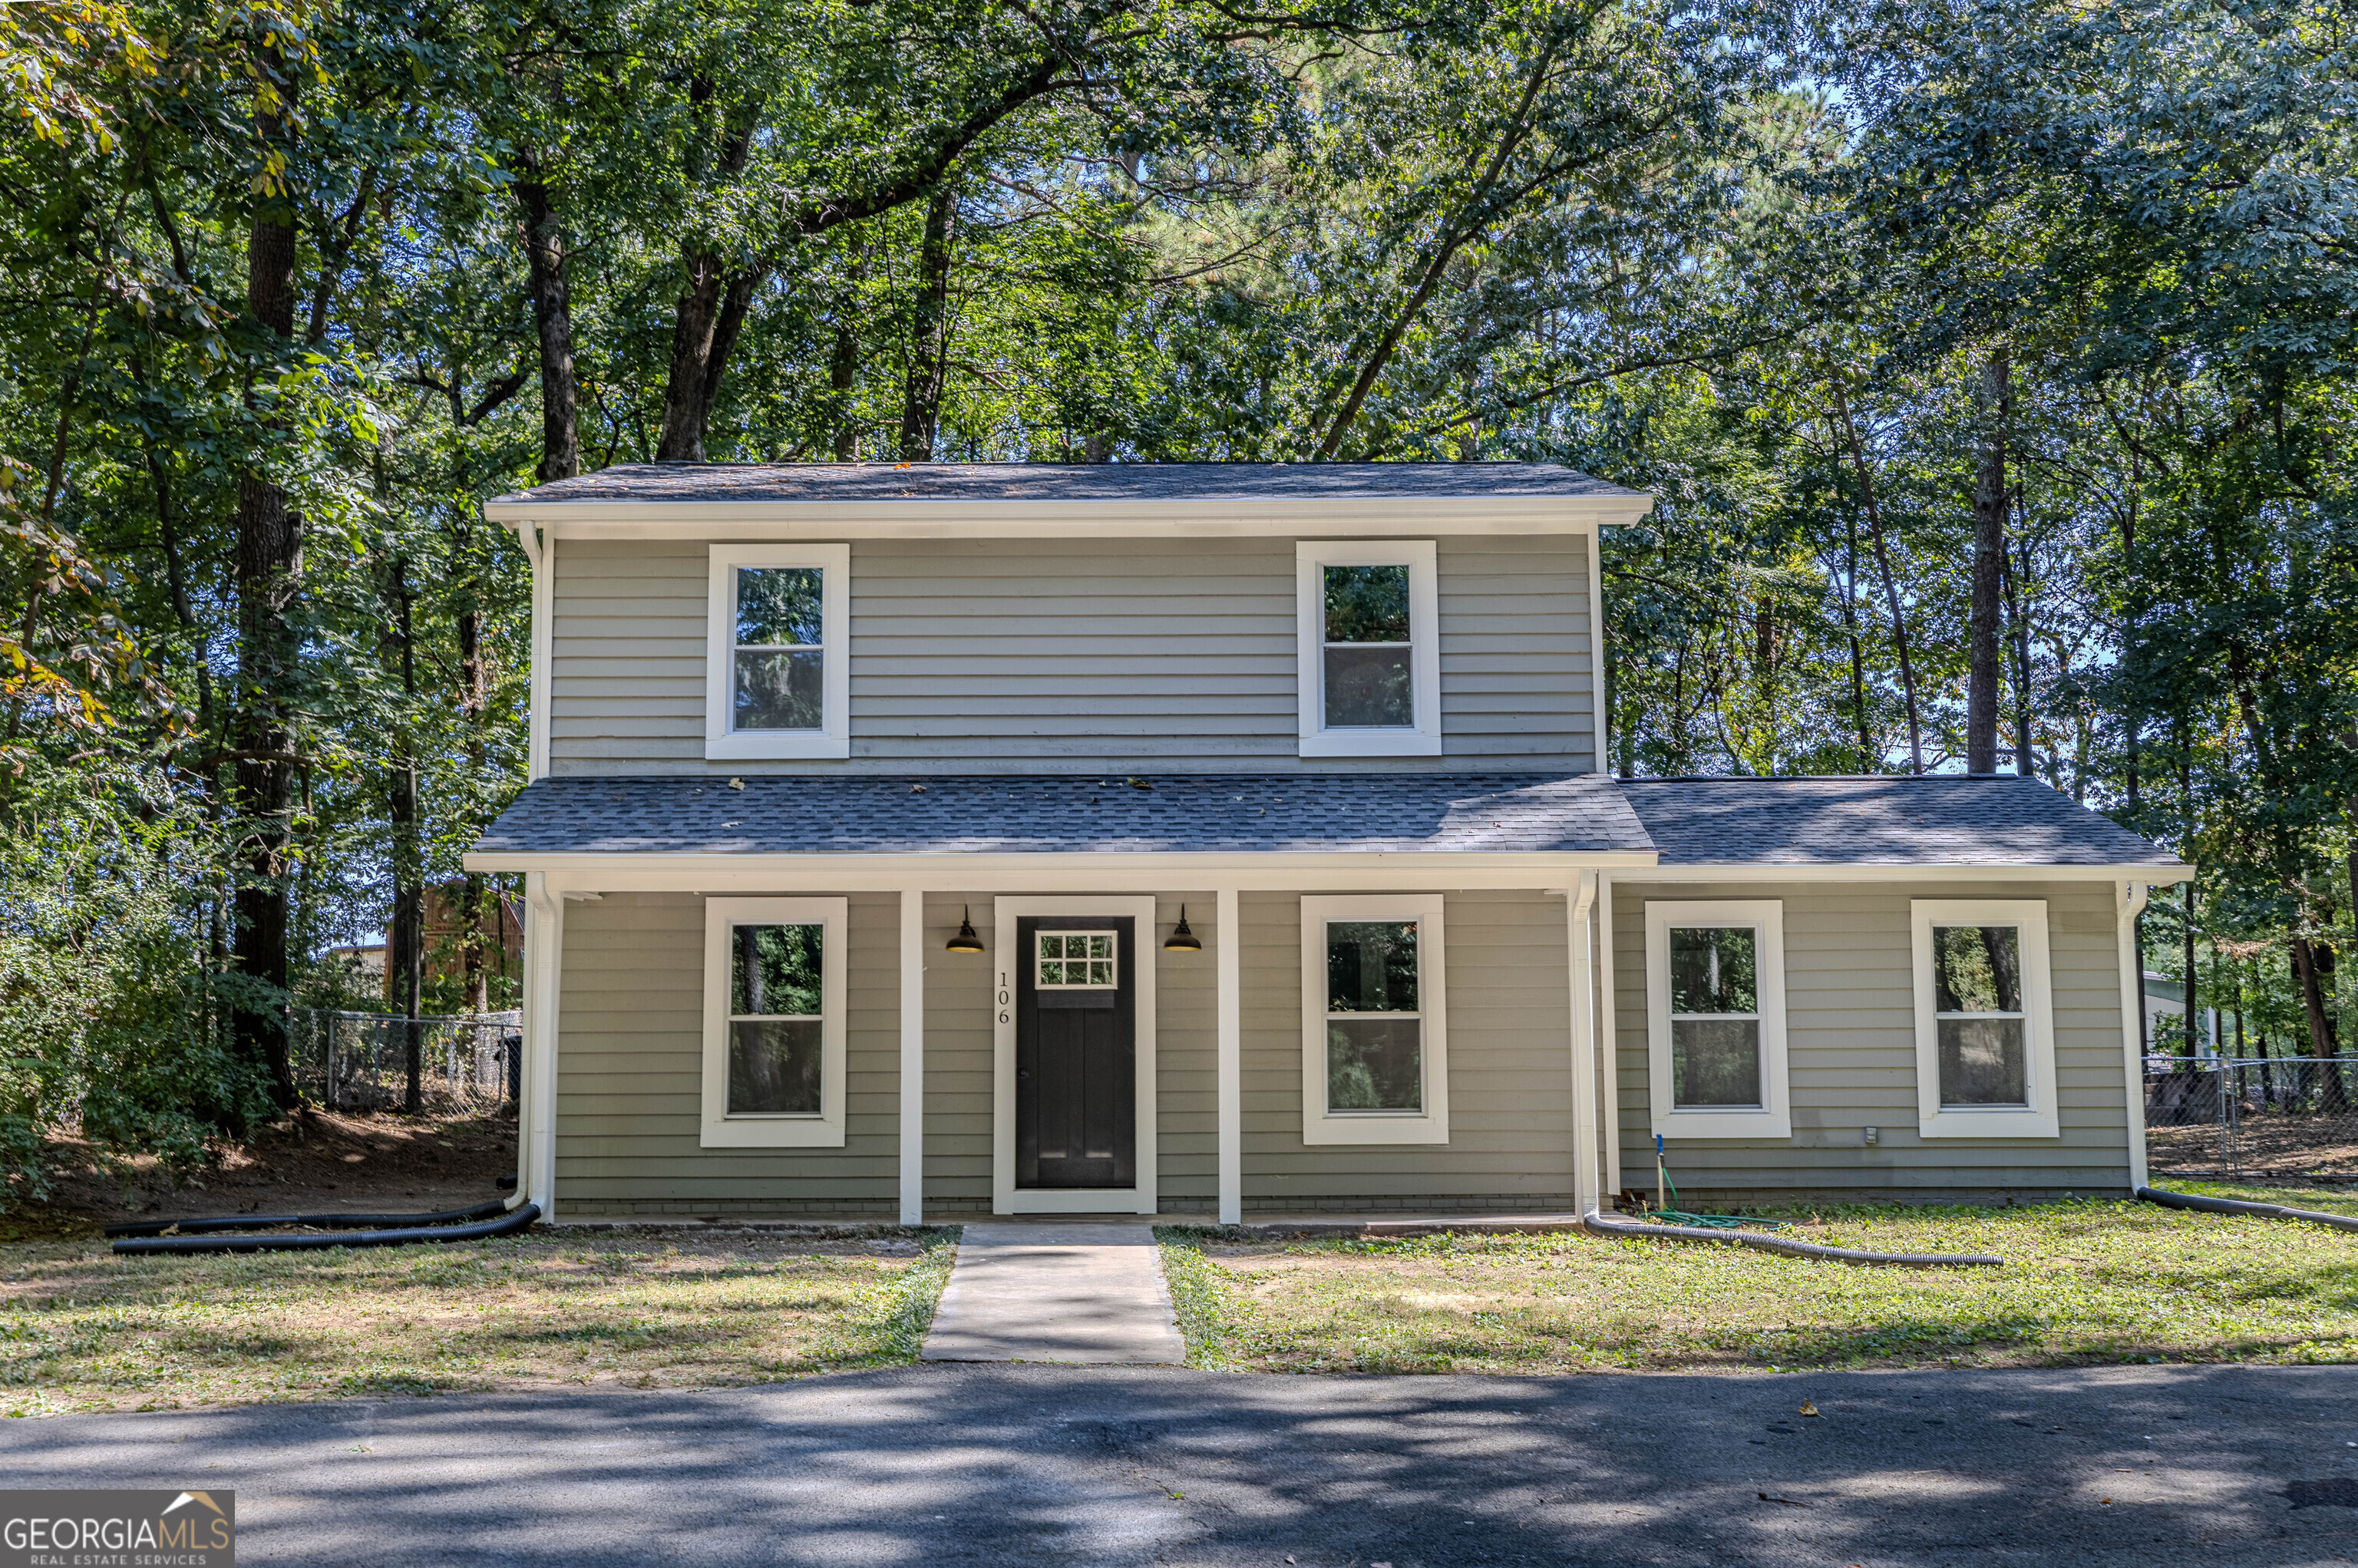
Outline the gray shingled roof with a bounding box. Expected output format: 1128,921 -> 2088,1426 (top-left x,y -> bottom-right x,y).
490,460 -> 1640,507
1621,775 -> 2177,867
474,773 -> 1653,857
471,771 -> 2177,866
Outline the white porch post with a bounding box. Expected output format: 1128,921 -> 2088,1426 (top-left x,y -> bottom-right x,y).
1597,873 -> 1621,1196
2119,880 -> 2153,1192
522,873 -> 564,1219
1216,886 -> 1242,1226
1564,872 -> 1601,1216
899,890 -> 926,1226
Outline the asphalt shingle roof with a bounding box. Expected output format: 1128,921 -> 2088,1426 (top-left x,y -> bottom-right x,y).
1621,775 -> 2177,867
474,773 -> 1652,857
489,460 -> 1640,507
474,771 -> 2175,866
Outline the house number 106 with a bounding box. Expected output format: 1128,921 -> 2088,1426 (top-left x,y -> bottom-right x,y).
998,972 -> 1011,1024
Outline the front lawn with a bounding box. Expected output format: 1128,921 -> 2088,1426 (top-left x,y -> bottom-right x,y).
0,1226 -> 956,1418
1158,1195 -> 2358,1375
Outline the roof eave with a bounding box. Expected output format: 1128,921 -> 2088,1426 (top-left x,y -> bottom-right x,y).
482,492 -> 1655,535
461,847 -> 1660,890
1623,860 -> 2191,883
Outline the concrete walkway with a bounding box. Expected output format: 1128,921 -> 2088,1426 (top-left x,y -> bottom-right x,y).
920,1223 -> 1187,1365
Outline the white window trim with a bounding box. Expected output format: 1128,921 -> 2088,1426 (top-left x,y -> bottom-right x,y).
705,543 -> 850,760
1911,899 -> 2059,1139
991,896 -> 1158,1215
1644,900 -> 1791,1140
1295,540 -> 1442,758
1300,893 -> 1449,1144
700,896 -> 848,1147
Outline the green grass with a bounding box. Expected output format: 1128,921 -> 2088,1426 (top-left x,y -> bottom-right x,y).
2149,1177 -> 2358,1216
1156,1196 -> 2358,1375
0,1226 -> 957,1418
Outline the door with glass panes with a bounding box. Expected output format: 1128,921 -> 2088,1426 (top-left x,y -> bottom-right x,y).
1014,916 -> 1137,1189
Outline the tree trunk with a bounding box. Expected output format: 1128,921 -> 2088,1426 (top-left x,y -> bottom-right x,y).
899,181 -> 959,460
1832,388 -> 1923,773
2181,880 -> 2198,1056
514,163 -> 580,484
2292,935 -> 2343,1111
456,573 -> 488,1014
2003,535 -> 2034,777
387,558 -> 424,1114
230,63 -> 305,1111
656,254 -> 726,461
1967,350 -> 2010,774
1842,509 -> 1872,770
831,321 -> 860,459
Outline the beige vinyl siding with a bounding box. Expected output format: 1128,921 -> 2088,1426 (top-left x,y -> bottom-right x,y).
1610,879 -> 2134,1200
551,889 -> 1219,1216
915,893 -> 992,1210
553,891 -> 903,1216
547,534 -> 1594,775
1238,889 -> 1580,1209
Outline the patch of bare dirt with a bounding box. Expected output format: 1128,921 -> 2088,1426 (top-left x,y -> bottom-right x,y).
18,1108 -> 517,1236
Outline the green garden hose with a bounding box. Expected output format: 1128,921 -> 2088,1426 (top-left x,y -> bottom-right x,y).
1648,1134 -> 1785,1230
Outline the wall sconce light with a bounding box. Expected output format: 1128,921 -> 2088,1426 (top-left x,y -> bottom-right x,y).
1163,905 -> 1202,952
945,906 -> 985,953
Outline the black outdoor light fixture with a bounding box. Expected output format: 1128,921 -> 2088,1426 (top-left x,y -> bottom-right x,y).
945,906 -> 985,953
1163,906 -> 1202,952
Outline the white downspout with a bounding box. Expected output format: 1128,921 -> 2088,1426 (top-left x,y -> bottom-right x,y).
511,519 -> 551,783
2118,879 -> 2153,1191
523,872 -> 563,1218
1583,522 -> 1607,775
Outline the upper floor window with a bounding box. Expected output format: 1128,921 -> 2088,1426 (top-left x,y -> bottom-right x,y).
1910,900 -> 2058,1138
1295,541 -> 1441,758
705,544 -> 850,759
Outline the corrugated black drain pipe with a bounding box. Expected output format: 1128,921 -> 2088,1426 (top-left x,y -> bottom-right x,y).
2135,1185 -> 2358,1234
109,1197 -> 540,1256
1582,1209 -> 2002,1268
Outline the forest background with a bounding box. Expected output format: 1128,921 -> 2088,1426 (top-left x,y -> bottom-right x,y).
0,0 -> 2351,1200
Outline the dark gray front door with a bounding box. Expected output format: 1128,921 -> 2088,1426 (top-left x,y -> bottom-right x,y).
1015,915 -> 1137,1190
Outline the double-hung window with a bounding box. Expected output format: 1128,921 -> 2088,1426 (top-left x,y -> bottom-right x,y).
1910,900 -> 2057,1137
1295,542 -> 1442,757
705,544 -> 850,759
1300,894 -> 1449,1144
1644,900 -> 1789,1139
701,897 -> 847,1146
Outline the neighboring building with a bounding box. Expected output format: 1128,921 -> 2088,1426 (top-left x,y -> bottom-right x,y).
2142,972 -> 2220,1058
323,942 -> 388,988
464,464 -> 2189,1222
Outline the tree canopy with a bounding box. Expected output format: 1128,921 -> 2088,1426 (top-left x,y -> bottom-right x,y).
0,0 -> 2351,1197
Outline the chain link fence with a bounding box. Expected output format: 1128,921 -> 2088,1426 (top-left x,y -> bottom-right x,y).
292,1008 -> 522,1114
2145,1055 -> 2358,1177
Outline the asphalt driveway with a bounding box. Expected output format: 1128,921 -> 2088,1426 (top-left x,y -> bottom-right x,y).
2,1363 -> 2353,1564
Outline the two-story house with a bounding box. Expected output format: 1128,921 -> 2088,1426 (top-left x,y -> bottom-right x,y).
464,463 -> 2187,1224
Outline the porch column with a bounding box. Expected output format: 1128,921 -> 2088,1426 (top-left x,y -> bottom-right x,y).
1217,886 -> 1242,1226
900,890 -> 925,1226
1563,873 -> 1601,1216
1597,874 -> 1622,1195
523,873 -> 564,1220
2118,880 -> 2153,1192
